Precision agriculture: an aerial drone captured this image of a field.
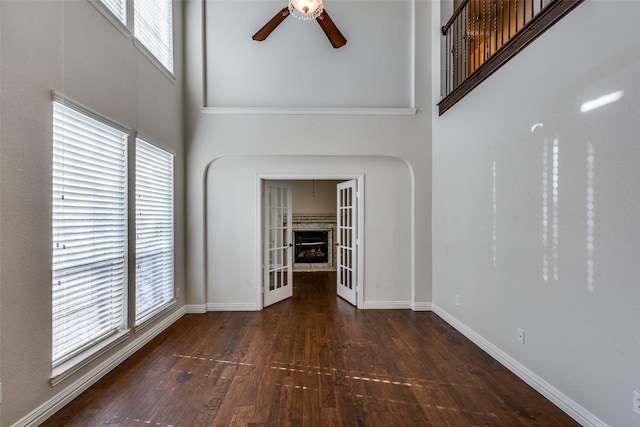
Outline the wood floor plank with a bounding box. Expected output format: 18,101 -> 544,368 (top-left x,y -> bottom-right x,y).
41,272 -> 579,426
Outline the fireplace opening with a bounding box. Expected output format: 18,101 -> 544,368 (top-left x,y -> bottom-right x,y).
294,231 -> 328,264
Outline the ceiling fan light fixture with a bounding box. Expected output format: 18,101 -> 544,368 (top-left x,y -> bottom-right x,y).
288,0 -> 323,20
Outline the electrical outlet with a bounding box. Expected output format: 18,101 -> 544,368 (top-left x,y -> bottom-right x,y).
633,390 -> 640,415
517,328 -> 525,344
455,295 -> 460,306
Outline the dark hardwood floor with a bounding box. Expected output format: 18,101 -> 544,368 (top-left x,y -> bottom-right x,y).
42,272 -> 578,426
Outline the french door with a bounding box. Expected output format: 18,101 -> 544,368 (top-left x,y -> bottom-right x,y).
263,182 -> 293,307
336,180 -> 357,306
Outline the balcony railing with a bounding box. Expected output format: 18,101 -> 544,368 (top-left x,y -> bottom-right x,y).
439,0 -> 583,115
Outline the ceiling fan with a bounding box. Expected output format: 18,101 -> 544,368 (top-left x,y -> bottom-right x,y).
252,0 -> 347,49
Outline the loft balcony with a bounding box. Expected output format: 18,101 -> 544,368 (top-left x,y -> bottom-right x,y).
439,0 -> 583,115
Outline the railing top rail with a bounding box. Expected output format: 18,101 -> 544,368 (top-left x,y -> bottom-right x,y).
441,0 -> 470,35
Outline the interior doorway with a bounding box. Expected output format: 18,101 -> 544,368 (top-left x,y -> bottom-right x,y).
260,176 -> 363,309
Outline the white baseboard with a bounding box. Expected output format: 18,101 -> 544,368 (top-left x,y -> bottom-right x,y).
185,304 -> 207,313
192,302 -> 432,311
412,301 -> 433,311
361,301 -> 412,309
431,304 -> 608,427
13,306 -> 187,427
206,302 -> 260,311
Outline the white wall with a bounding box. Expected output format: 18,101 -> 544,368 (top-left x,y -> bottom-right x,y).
184,0 -> 433,310
204,0 -> 413,108
432,1 -> 640,425
205,156 -> 412,309
0,1 -> 184,425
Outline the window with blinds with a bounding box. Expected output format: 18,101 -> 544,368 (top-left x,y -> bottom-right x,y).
134,0 -> 174,74
52,98 -> 128,367
135,138 -> 175,324
99,0 -> 126,24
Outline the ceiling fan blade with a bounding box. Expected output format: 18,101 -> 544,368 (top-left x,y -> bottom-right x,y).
252,7 -> 290,41
316,9 -> 347,48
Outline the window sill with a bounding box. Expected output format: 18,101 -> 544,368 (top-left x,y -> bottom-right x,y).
134,300 -> 177,333
87,0 -> 130,39
133,39 -> 176,83
50,329 -> 131,387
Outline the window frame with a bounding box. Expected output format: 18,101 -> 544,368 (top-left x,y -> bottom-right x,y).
133,0 -> 174,76
88,0 -> 130,38
88,0 -> 175,79
134,135 -> 176,329
51,92 -> 131,384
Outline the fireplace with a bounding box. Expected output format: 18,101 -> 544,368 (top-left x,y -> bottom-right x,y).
292,214 -> 335,272
294,231 -> 329,264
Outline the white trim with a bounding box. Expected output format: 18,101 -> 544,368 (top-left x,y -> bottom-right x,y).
87,0 -> 131,38
134,300 -> 176,333
185,304 -> 207,314
431,304 -> 608,427
256,177 -> 265,310
201,107 -> 418,116
51,330 -> 131,386
133,38 -> 176,83
206,303 -> 260,311
201,0 -> 209,107
134,131 -> 177,156
355,177 -> 365,309
412,302 -> 432,311
362,301 -> 412,310
410,0 -> 416,109
16,307 -> 186,427
52,91 -> 131,134
257,173 -> 364,310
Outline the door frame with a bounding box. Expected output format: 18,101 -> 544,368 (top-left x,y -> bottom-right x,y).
256,173 -> 365,310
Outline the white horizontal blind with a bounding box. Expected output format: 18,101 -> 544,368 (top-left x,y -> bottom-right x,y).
134,0 -> 174,73
135,138 -> 174,323
52,101 -> 128,366
100,0 -> 126,24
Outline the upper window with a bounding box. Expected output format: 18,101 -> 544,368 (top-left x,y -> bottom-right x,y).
134,0 -> 174,74
94,0 -> 174,75
52,97 -> 128,367
135,138 -> 175,324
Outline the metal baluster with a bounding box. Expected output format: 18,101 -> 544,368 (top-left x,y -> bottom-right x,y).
451,19 -> 458,90
508,0 -> 512,39
448,29 -> 452,96
455,15 -> 459,88
444,28 -> 448,97
531,0 -> 535,21
460,13 -> 464,85
500,0 -> 504,48
472,0 -> 477,72
464,3 -> 468,80
493,0 -> 497,55
483,0 -> 487,61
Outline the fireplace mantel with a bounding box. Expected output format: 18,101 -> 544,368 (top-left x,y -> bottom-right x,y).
292,214 -> 335,227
